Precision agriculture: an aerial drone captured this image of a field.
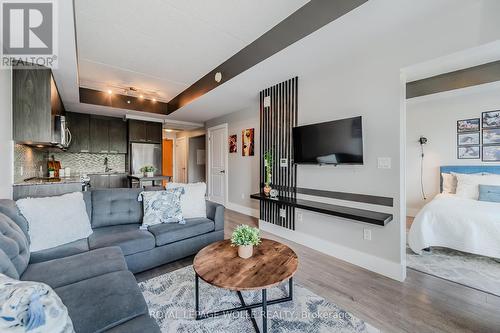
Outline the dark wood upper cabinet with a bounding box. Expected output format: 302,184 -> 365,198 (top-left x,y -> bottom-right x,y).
128,120 -> 162,143
109,119 -> 127,153
66,112 -> 90,153
13,68 -> 58,143
146,122 -> 162,143
90,116 -> 110,153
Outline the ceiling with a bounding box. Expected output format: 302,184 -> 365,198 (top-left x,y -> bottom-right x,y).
74,0 -> 308,103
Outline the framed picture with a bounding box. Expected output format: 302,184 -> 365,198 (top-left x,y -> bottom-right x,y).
482,145 -> 500,162
242,128 -> 254,156
229,134 -> 237,153
482,110 -> 500,129
457,132 -> 479,146
482,128 -> 500,145
457,118 -> 480,132
457,146 -> 480,159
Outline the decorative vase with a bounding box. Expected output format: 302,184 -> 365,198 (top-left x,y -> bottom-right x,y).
145,171 -> 154,178
238,245 -> 253,259
263,185 -> 272,196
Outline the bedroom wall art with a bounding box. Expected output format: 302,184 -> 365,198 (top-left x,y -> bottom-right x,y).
457,117 -> 480,160
482,110 -> 500,162
229,134 -> 237,153
242,128 -> 255,156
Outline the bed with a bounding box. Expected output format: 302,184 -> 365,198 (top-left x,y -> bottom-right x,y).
408,166 -> 500,259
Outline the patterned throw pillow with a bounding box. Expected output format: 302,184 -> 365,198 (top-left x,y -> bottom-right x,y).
0,274 -> 74,333
139,188 -> 185,228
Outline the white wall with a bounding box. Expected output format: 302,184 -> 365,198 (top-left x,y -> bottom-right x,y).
0,69 -> 13,199
205,106 -> 260,216
406,84 -> 500,215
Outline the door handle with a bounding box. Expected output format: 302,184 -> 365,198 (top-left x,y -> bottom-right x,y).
220,170 -> 225,174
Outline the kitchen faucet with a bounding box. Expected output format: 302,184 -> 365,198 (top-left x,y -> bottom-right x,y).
104,157 -> 112,173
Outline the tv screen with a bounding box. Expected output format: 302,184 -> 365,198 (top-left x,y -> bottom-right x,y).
293,116 -> 363,165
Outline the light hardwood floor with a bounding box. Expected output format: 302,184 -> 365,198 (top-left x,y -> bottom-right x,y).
136,210 -> 500,333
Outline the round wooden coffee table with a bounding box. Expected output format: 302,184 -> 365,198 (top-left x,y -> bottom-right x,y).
193,239 -> 298,333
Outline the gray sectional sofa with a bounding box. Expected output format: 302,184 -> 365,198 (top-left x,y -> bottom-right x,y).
0,188 -> 225,333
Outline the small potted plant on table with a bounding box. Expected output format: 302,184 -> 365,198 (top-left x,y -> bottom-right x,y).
231,224 -> 261,259
140,165 -> 156,178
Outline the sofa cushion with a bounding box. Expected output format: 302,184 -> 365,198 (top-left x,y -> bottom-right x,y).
140,188 -> 185,227
30,238 -> 89,264
104,314 -> 160,333
55,270 -> 148,333
0,199 -> 30,242
21,247 -> 127,289
91,188 -> 143,228
89,224 -> 155,255
0,213 -> 29,279
148,218 -> 215,246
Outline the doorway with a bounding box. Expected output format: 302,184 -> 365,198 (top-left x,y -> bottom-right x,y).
162,139 -> 173,186
207,124 -> 228,205
175,137 -> 187,183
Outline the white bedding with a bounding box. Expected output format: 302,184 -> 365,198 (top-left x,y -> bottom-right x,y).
408,194 -> 500,259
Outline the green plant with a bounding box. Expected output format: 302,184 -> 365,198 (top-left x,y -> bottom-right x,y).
48,167 -> 55,172
140,165 -> 156,173
231,225 -> 261,247
263,150 -> 273,186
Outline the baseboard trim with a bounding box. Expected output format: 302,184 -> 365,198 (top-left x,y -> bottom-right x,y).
259,220 -> 406,282
225,202 -> 260,218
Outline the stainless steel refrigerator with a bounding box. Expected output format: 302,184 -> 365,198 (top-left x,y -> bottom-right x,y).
130,143 -> 162,176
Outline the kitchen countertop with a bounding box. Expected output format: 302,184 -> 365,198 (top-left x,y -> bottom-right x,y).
14,177 -> 82,186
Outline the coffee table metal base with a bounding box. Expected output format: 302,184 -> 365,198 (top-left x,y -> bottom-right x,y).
195,273 -> 293,333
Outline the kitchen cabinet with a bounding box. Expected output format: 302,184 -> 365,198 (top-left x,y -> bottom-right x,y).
89,173 -> 127,189
66,112 -> 90,153
109,173 -> 128,188
13,67 -> 65,143
89,174 -> 110,189
90,116 -> 110,153
128,120 -> 162,143
109,120 -> 127,153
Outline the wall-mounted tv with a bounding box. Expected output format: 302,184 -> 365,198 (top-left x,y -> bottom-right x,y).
293,116 -> 363,165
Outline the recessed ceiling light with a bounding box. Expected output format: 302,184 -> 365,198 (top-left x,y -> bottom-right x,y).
107,89 -> 112,95
36,145 -> 44,148
152,98 -> 157,102
164,129 -> 173,132
214,72 -> 222,83
127,100 -> 131,104
139,95 -> 144,99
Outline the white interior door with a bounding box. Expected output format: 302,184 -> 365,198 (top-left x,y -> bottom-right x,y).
175,137 -> 187,183
208,125 -> 227,205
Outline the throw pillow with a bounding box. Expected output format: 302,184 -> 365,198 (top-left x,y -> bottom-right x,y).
16,192 -> 93,252
0,274 -> 74,333
455,174 -> 500,200
441,173 -> 457,194
478,185 -> 500,203
166,182 -> 207,218
139,188 -> 185,228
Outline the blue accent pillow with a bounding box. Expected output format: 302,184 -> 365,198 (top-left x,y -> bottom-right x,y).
139,188 -> 185,228
478,185 -> 500,203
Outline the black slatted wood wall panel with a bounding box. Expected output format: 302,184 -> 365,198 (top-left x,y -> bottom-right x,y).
259,77 -> 298,230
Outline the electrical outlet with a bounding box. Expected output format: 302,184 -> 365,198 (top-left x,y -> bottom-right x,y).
241,193 -> 245,199
280,158 -> 288,167
297,212 -> 303,222
279,208 -> 286,218
363,228 -> 372,241
20,166 -> 23,176
377,157 -> 391,169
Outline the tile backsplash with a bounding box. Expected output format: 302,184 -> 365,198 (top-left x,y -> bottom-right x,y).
14,144 -> 127,182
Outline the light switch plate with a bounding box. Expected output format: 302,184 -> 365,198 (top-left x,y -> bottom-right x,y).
363,228 -> 372,241
263,96 -> 271,107
280,158 -> 288,167
279,208 -> 286,218
377,157 -> 392,169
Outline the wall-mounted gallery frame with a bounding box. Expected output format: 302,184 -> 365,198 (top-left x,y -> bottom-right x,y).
457,132 -> 480,146
482,145 -> 500,162
458,146 -> 480,159
482,110 -> 500,129
457,118 -> 480,132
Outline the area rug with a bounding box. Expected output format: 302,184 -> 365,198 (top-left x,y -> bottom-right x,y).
139,266 -> 379,333
406,246 -> 500,296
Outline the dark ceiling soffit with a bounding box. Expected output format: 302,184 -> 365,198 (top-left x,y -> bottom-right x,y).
79,87 -> 169,115
406,60 -> 500,99
167,0 -> 368,113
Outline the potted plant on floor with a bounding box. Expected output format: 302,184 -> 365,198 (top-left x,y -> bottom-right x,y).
231,225 -> 261,259
140,165 -> 156,178
263,150 -> 273,196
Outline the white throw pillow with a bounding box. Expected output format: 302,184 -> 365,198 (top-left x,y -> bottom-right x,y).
0,274 -> 74,333
166,182 -> 207,218
16,192 -> 93,252
455,174 -> 500,200
441,173 -> 457,194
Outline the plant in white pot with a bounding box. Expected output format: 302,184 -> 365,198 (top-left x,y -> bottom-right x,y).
140,165 -> 156,178
231,224 -> 261,259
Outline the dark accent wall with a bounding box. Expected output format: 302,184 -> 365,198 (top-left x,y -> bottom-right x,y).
260,77 -> 298,230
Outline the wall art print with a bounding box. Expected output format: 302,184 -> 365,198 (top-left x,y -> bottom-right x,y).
457,118 -> 480,132
242,128 -> 255,156
229,134 -> 237,153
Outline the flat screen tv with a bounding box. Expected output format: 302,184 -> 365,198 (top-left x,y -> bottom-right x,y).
293,116 -> 363,165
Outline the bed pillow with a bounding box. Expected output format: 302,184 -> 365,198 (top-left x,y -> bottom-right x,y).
139,188 -> 185,228
441,173 -> 458,194
16,192 -> 93,252
455,174 -> 500,200
166,182 -> 207,218
478,185 -> 500,203
0,274 -> 74,332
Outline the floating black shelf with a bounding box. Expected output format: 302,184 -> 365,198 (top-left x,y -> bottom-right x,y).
250,193 -> 393,226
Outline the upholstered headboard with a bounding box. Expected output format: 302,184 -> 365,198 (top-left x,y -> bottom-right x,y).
440,165 -> 500,191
